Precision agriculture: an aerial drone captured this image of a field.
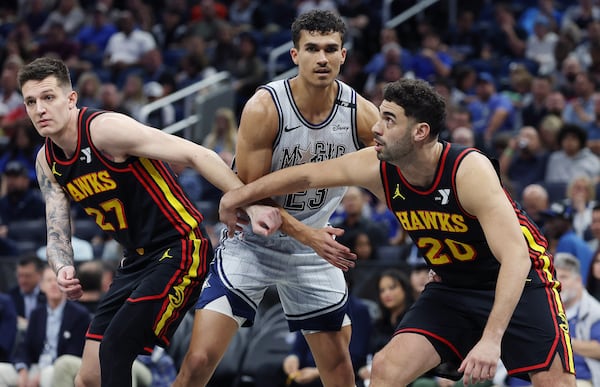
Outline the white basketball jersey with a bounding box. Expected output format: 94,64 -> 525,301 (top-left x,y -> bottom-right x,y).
260,78 -> 362,229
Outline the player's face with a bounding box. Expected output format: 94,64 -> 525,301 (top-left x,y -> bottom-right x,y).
291,30 -> 346,87
22,76 -> 77,138
372,100 -> 415,162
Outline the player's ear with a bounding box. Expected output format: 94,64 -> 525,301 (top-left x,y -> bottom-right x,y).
68,90 -> 78,110
290,47 -> 299,65
414,122 -> 430,141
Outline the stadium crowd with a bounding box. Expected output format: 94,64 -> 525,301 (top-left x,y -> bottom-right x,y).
1,0 -> 600,386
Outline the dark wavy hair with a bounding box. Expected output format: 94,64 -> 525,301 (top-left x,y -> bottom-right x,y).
383,78 -> 446,138
291,9 -> 346,48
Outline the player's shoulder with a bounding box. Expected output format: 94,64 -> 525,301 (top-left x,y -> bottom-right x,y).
241,87 -> 278,119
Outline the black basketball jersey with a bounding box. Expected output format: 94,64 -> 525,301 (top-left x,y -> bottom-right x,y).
45,107 -> 204,251
380,141 -> 555,289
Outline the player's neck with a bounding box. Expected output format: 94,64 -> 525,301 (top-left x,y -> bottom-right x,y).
52,108 -> 80,158
289,78 -> 338,118
398,141 -> 443,188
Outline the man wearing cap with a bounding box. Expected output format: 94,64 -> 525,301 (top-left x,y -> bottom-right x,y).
541,201 -> 593,282
467,72 -> 516,150
0,161 -> 45,225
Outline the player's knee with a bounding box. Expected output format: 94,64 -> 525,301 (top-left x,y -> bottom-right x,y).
182,347 -> 219,373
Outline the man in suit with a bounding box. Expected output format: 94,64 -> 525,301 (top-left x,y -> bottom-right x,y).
0,292 -> 17,385
3,265 -> 91,386
8,255 -> 46,331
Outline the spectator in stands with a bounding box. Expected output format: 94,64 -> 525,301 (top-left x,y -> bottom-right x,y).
229,31 -> 266,114
587,93 -> 600,156
228,0 -> 260,32
254,0 -> 296,35
188,0 -> 229,44
363,28 -> 412,82
499,125 -> 549,196
37,22 -> 92,80
574,20 -> 600,71
561,0 -> 600,40
1,64 -> 24,113
139,49 -> 175,86
449,65 -> 477,107
8,255 -> 46,330
588,205 -> 600,252
333,186 -> 389,255
338,0 -> 374,59
75,260 -> 104,316
0,161 -> 45,224
446,9 -> 484,62
450,126 -> 476,148
98,82 -> 131,116
555,55 -> 583,99
75,3 -> 117,70
563,175 -> 597,240
502,64 -> 533,130
4,265 -> 91,387
344,231 -> 376,261
121,73 -> 147,121
562,72 -> 595,130
545,124 -> 600,185
485,3 -> 527,60
202,107 -> 237,157
539,113 -> 563,151
521,74 -> 552,128
586,247 -> 600,300
142,81 -> 176,128
518,0 -> 563,36
38,0 -> 85,37
74,71 -> 102,109
103,10 -> 156,86
358,269 -> 415,386
19,0 -> 51,35
412,30 -> 452,83
553,252 -> 600,387
525,15 -> 559,75
520,183 -> 550,229
541,201 -> 593,282
151,7 -> 188,51
0,293 -> 17,385
468,72 -> 516,150
0,122 -> 41,181
296,0 -> 338,16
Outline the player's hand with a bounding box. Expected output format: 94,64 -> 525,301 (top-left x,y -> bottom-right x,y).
245,204 -> 282,236
307,227 -> 356,271
56,265 -> 83,300
458,337 -> 500,386
219,191 -> 245,237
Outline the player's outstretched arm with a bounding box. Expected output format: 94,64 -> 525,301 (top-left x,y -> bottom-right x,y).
35,148 -> 82,300
220,147 -> 383,269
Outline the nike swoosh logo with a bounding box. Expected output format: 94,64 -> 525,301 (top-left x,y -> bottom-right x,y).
284,125 -> 301,132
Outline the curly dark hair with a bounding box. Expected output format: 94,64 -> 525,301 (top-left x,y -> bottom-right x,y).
291,9 -> 346,48
18,57 -> 72,91
383,78 -> 446,138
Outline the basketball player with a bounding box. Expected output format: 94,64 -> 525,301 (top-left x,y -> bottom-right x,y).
18,57 -> 281,387
219,78 -> 577,387
173,9 -> 379,387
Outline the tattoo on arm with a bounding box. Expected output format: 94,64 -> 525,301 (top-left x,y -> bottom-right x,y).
36,159 -> 74,273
